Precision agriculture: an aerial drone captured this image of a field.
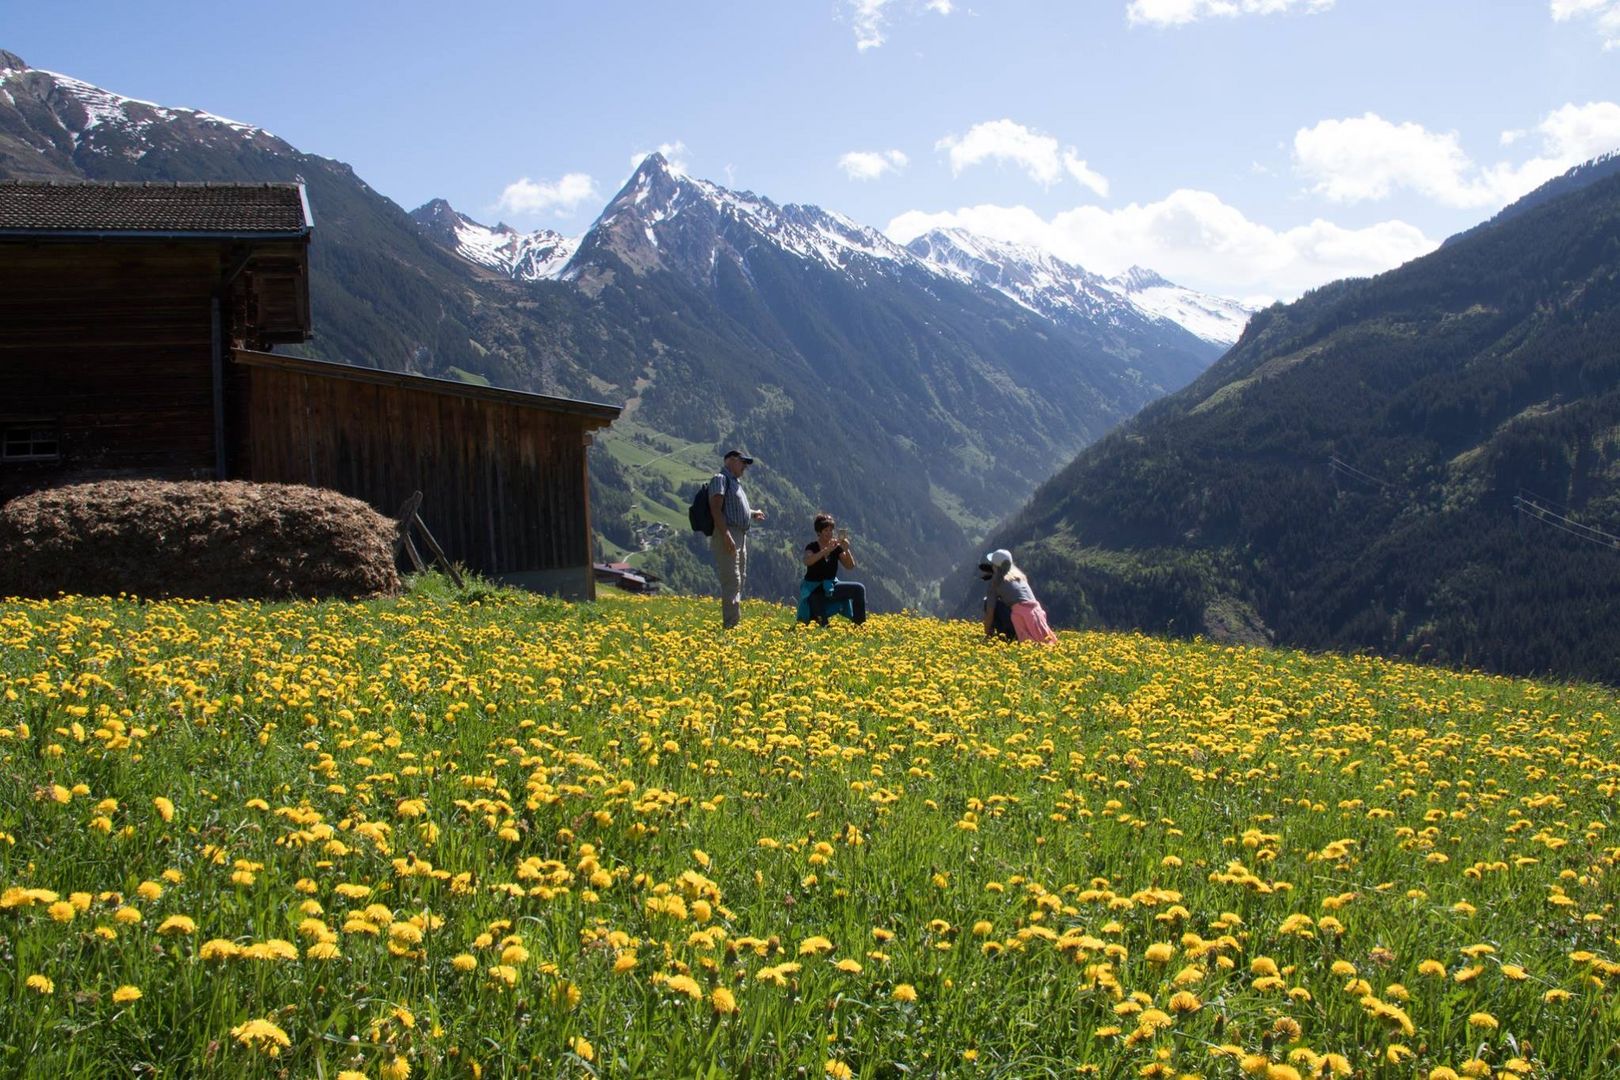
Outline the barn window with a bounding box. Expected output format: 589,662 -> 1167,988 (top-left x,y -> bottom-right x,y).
1,420 -> 61,462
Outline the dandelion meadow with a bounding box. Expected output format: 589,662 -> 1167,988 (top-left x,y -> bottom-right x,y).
1,591 -> 1617,1078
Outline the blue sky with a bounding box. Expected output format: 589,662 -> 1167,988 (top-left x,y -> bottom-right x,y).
9,0 -> 1620,301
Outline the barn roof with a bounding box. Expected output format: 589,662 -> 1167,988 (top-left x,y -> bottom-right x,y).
232,350 -> 623,427
0,180 -> 312,237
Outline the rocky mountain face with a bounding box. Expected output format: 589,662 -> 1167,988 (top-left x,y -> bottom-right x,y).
0,51 -> 1232,608
964,156 -> 1620,684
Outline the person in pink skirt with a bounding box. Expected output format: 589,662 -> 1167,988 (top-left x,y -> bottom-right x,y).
981,548 -> 1057,644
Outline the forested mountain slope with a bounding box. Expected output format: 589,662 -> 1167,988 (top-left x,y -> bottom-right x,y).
967,155 -> 1620,683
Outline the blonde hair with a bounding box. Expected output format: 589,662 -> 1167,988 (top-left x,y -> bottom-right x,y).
994,556 -> 1028,584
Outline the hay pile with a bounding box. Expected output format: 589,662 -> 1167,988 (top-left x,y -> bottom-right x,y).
0,480 -> 401,601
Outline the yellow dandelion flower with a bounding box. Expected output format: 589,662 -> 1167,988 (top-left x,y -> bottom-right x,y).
111,985 -> 142,1004
231,1018 -> 292,1057
153,797 -> 175,822
799,936 -> 835,956
665,974 -> 703,1000
47,901 -> 75,923
570,1037 -> 594,1062
826,1061 -> 854,1080
1468,1012 -> 1499,1031
26,974 -> 54,995
893,983 -> 918,1002
711,986 -> 738,1014
199,939 -> 240,961
157,915 -> 196,936
1168,990 -> 1201,1013
1144,942 -> 1175,963
452,953 -> 478,972
835,958 -> 863,974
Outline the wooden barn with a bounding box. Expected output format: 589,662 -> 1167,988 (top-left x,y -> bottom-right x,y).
0,179 -> 620,598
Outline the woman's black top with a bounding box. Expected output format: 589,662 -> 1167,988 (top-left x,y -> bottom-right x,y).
804,541 -> 844,582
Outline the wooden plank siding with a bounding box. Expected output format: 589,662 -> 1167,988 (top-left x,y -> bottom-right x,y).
0,243 -> 221,501
229,350 -> 618,599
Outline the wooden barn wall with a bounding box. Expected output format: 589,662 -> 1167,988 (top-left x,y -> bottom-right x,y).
232,362 -> 594,592
0,243 -> 219,501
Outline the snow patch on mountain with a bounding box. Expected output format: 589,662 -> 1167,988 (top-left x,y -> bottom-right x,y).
1108,268 -> 1252,347
909,229 -> 1251,346
0,60 -> 265,141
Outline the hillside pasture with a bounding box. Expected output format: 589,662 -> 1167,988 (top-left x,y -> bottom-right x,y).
0,592 -> 1616,1078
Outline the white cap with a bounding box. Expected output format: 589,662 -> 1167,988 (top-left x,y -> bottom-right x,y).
985,548 -> 1013,569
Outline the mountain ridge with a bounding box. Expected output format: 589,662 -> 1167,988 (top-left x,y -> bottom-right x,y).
967,153 -> 1620,684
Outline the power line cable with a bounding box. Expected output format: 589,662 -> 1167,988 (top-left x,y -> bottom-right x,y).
1514,495 -> 1620,551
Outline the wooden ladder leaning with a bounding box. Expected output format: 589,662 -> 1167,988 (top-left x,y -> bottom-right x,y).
393,491 -> 464,588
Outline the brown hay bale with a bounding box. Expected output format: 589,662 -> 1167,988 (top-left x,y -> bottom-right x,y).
0,480 -> 401,600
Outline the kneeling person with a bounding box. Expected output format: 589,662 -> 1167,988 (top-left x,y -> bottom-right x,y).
798,514 -> 867,626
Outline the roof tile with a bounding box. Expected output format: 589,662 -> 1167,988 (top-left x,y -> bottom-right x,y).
0,180 -> 309,234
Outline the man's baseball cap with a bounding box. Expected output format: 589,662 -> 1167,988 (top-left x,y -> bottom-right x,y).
723,449 -> 755,464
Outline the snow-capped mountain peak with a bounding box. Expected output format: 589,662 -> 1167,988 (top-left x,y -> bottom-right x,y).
410,198 -> 576,282
409,150 -> 1250,347
579,153 -> 911,280
1106,266 -> 1253,347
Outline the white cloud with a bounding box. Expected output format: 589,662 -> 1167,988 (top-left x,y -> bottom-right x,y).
629,141 -> 689,175
1063,152 -> 1110,197
1127,0 -> 1333,28
846,0 -> 953,50
1551,0 -> 1620,49
1294,104 -> 1620,209
839,149 -> 910,180
887,190 -> 1436,301
495,172 -> 598,217
1294,114 -> 1492,206
937,119 -> 1110,194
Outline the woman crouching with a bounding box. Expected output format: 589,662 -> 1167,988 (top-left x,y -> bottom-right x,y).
983,548 -> 1056,643
797,514 -> 867,626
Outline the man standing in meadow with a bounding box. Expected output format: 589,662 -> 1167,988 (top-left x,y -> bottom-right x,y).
709,449 -> 766,628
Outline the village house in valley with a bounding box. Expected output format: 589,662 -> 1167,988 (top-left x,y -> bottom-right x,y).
0,179 -> 620,598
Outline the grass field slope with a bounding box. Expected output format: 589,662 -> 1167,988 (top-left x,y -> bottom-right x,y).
1,592 -> 1617,1078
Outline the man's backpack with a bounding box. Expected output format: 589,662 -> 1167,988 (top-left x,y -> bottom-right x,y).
687,472 -> 732,536
688,484 -> 714,535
